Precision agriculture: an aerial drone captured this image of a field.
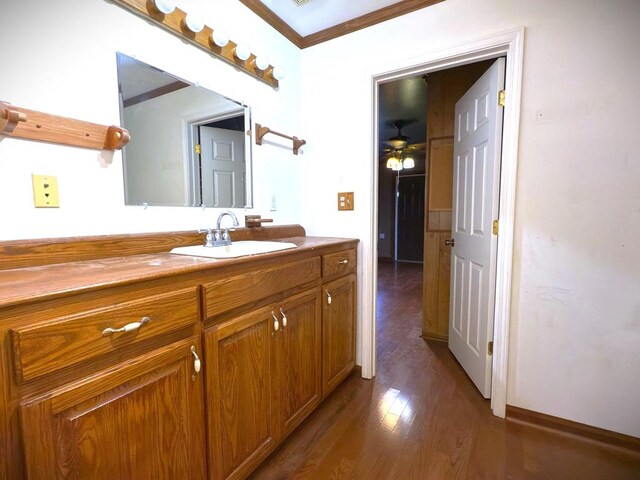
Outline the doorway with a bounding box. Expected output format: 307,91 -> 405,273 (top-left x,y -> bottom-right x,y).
368,29 -> 524,418
376,59 -> 495,390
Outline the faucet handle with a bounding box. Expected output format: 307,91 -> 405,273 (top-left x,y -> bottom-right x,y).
197,228 -> 215,247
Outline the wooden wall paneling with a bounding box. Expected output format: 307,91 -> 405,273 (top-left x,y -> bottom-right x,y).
422,232 -> 450,340
428,136 -> 454,211
436,232 -> 452,338
422,232 -> 440,339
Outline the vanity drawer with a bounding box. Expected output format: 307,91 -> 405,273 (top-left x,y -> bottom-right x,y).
204,257 -> 321,318
11,286 -> 199,382
322,249 -> 356,278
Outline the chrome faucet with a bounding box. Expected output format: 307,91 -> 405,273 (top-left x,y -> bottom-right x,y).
199,211 -> 240,247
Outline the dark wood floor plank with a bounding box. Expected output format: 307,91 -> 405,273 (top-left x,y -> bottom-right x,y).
250,262 -> 640,479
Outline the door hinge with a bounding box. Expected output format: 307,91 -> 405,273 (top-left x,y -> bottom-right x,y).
498,90 -> 506,107
492,220 -> 499,235
195,144 -> 201,155
488,341 -> 494,356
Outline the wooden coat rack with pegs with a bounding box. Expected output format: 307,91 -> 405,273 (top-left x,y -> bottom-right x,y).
0,101 -> 130,151
255,123 -> 306,155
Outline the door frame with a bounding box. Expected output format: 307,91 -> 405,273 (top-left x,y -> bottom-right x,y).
366,28 -> 524,417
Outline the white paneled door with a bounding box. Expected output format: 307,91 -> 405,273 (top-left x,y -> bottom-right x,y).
448,58 -> 505,398
200,126 -> 245,208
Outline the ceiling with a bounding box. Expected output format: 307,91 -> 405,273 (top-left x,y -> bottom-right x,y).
243,1 -> 433,170
239,0 -> 445,48
257,0 -> 403,37
379,76 -> 428,170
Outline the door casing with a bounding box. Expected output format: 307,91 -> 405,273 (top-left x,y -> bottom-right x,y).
367,28 -> 524,418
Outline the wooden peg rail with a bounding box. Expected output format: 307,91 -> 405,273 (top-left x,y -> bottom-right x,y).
0,101 -> 130,151
255,123 -> 306,155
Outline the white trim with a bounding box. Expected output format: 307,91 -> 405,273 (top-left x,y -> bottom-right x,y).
367,28 -> 524,417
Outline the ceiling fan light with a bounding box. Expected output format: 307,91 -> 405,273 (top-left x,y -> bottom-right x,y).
392,162 -> 404,171
386,157 -> 399,169
403,157 -> 415,169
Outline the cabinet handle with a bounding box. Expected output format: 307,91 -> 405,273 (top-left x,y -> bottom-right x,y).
191,346 -> 201,380
272,311 -> 280,333
102,316 -> 151,336
280,307 -> 287,328
326,290 -> 332,305
338,259 -> 349,265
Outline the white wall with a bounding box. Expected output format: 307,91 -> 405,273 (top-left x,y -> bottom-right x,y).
2,0 -> 639,439
0,0 -> 302,240
299,0 -> 640,437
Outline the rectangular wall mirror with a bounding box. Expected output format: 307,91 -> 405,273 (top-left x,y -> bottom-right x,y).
116,52 -> 253,208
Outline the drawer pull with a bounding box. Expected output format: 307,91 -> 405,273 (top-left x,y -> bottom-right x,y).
326,290 -> 332,305
338,259 -> 349,265
102,316 -> 151,336
191,346 -> 201,380
280,308 -> 288,328
272,311 -> 280,333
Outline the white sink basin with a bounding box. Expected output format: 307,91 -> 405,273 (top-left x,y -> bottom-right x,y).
170,241 -> 297,259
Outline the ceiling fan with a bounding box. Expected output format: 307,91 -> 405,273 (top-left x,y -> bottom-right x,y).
382,119 -> 425,171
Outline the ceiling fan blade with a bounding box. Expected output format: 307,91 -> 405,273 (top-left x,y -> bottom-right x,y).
405,142 -> 426,152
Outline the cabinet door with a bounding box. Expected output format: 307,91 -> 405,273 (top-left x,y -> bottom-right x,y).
20,338 -> 207,480
205,306 -> 276,480
322,274 -> 357,396
275,288 -> 322,438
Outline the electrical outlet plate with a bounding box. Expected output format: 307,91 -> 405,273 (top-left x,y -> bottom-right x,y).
32,174 -> 60,208
338,192 -> 354,211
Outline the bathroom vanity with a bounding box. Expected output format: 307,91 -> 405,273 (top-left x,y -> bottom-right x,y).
0,226 -> 357,480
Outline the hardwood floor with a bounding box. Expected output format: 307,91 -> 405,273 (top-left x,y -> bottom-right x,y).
249,261 -> 640,479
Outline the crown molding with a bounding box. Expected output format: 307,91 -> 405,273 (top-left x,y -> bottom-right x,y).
240,0 -> 446,49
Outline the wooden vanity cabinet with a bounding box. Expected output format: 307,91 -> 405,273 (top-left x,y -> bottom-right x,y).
0,233 -> 358,480
322,273 -> 357,396
205,306 -> 277,480
320,247 -> 357,396
204,263 -> 322,480
274,288 -> 323,438
20,337 -> 207,480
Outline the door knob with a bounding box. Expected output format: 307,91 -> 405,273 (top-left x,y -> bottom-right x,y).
444,238 -> 455,247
